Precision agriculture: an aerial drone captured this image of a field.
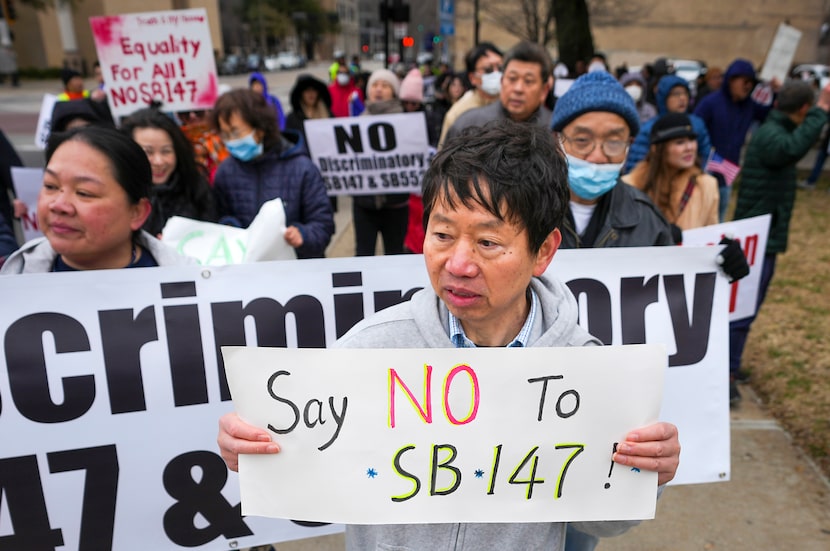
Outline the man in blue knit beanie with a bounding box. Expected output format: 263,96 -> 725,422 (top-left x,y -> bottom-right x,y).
551,71 -> 674,249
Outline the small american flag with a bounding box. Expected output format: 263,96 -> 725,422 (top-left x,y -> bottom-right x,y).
705,150 -> 741,186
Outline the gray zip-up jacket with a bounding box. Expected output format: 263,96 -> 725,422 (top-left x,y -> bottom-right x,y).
0,231 -> 193,273
337,274 -> 643,550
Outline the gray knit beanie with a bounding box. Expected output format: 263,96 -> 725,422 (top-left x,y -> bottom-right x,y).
551,71 -> 640,135
367,68 -> 401,98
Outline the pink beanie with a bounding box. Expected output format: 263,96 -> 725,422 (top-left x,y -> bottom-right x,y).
399,68 -> 424,103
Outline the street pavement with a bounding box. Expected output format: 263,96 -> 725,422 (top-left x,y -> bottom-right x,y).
3,68 -> 830,550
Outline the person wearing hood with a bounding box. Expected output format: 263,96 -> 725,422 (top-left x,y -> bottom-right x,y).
694,58 -> 778,220
249,72 -> 286,131
437,41 -> 503,147
619,72 -> 656,123
328,63 -> 364,118
625,74 -> 711,173
121,107 -> 217,236
285,73 -> 333,145
211,89 -> 334,259
351,68 -> 410,256
57,68 -> 89,102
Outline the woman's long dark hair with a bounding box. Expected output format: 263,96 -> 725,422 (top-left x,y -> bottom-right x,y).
121,107 -> 212,213
642,140 -> 701,223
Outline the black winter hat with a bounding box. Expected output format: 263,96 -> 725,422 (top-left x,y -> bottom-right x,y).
649,112 -> 697,145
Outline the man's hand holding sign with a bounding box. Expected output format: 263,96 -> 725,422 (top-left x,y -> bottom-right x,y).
217,121 -> 680,549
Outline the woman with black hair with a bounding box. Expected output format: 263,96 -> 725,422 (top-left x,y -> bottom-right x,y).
121,107 -> 217,236
1,126 -> 190,273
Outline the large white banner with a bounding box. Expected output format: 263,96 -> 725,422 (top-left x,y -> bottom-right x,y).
304,113 -> 432,196
227,346 -> 665,524
0,247 -> 728,549
89,9 -> 219,119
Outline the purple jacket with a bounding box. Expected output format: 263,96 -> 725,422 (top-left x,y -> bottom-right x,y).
213,130 -> 335,258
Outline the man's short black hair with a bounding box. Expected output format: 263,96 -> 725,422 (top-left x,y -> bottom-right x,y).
776,80 -> 816,114
503,41 -> 553,82
422,120 -> 569,253
465,42 -> 503,75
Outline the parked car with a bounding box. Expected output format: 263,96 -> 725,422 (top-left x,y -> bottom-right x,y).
791,63 -> 830,89
246,53 -> 264,72
219,54 -> 244,75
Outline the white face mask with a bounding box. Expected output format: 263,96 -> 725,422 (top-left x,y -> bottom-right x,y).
480,71 -> 502,96
625,84 -> 643,103
336,73 -> 350,86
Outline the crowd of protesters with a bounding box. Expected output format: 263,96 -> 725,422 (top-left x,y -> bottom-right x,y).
4,30 -> 830,551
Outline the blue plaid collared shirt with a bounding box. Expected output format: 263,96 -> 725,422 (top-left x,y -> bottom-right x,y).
449,288 -> 538,348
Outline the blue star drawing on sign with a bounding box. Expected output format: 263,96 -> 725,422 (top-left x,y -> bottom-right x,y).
630,467 -> 641,473
366,467 -> 378,478
474,469 -> 485,478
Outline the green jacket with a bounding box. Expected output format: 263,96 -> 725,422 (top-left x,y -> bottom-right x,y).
734,107 -> 827,254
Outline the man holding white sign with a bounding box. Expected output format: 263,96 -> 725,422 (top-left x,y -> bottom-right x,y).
218,120 -> 680,549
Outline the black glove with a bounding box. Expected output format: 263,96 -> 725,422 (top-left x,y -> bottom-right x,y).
717,237 -> 750,283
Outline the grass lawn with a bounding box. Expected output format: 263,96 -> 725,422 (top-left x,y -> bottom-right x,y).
735,176 -> 830,478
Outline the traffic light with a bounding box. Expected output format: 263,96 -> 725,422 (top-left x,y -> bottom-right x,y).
402,36 -> 414,48
362,44 -> 369,53
433,35 -> 442,44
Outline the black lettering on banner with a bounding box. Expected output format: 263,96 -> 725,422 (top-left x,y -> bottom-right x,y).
212,296 -> 327,401
0,456 -> 64,550
163,451 -> 253,546
334,125 -> 362,153
48,446 -> 119,550
0,445 -> 118,551
99,307 -> 159,414
5,313 -> 95,423
333,271 -> 365,338
367,122 -> 396,151
163,302 -> 209,407
664,273 -> 716,366
566,279 -> 613,344
620,275 -> 660,345
373,287 -> 423,314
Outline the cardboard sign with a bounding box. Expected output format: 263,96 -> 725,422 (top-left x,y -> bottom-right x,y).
759,22 -> 802,84
89,8 -> 218,118
304,113 -> 432,196
683,215 -> 771,321
226,346 -> 665,524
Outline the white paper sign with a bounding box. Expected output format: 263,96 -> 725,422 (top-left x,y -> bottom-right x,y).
10,167 -> 44,242
682,215 -> 771,321
225,346 -> 665,524
89,9 -> 219,118
161,198 -> 295,264
304,112 -> 432,196
760,22 -> 802,84
554,78 -> 575,98
34,93 -> 58,150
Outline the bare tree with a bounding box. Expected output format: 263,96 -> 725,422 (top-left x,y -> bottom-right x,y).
481,0 -> 557,46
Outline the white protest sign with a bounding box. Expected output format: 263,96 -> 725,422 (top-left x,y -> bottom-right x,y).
0,247 -> 727,549
760,22 -> 802,84
226,346 -> 665,524
161,198 -> 295,265
304,112 -> 431,196
554,78 -> 575,98
683,214 -> 771,321
34,94 -> 58,149
89,9 -> 218,119
10,166 -> 44,242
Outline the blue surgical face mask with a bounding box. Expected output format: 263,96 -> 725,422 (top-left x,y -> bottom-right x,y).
225,132 -> 263,161
565,153 -> 623,201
